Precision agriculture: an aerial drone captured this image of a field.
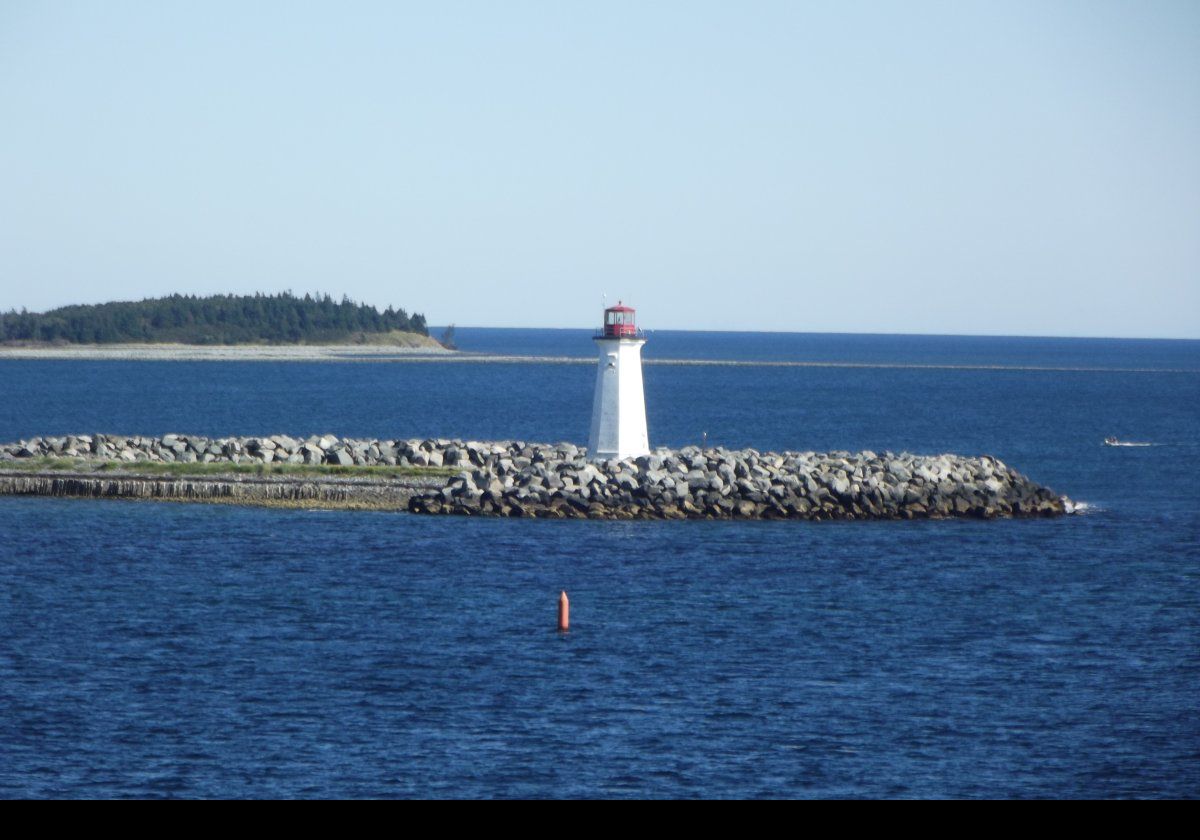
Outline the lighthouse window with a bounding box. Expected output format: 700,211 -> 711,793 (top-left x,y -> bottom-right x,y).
605,309 -> 635,329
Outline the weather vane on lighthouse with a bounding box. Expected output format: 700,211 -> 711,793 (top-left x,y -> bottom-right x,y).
588,300 -> 650,461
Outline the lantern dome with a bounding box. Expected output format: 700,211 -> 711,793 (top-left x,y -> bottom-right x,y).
601,303 -> 638,338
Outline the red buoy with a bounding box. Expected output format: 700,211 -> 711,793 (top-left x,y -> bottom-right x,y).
558,591 -> 570,632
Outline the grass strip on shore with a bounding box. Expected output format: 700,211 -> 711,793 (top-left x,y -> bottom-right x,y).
0,457 -> 458,480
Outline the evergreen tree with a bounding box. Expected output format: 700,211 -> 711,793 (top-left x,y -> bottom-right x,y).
0,292 -> 430,345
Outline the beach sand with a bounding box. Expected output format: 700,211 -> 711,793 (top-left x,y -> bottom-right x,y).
0,342 -> 455,362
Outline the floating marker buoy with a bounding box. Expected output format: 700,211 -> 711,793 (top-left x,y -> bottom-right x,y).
558,591 -> 569,632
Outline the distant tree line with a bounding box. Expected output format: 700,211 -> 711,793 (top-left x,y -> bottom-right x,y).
0,292 -> 428,345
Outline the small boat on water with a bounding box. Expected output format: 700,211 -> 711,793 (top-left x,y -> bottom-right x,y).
1104,437 -> 1153,447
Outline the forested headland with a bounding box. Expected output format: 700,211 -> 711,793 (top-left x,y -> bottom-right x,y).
0,293 -> 430,345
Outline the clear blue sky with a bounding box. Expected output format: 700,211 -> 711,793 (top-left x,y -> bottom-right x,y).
1,1 -> 1197,337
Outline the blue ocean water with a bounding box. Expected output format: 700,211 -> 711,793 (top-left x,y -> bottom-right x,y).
1,331 -> 1198,798
438,326 -> 1200,370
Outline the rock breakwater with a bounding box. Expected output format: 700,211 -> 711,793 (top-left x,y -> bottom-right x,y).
0,432 -> 462,468
0,434 -> 1070,520
408,443 -> 1070,520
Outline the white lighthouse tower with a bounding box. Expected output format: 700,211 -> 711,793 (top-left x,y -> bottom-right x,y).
588,302 -> 650,461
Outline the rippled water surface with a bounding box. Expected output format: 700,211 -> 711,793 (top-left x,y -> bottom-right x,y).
1,331 -> 1197,797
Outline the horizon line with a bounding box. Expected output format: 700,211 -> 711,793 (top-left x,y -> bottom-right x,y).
431,325 -> 1200,343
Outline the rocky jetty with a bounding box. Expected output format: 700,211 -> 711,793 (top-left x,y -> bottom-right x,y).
0,433 -> 460,468
407,443 -> 1069,520
0,434 -> 1071,520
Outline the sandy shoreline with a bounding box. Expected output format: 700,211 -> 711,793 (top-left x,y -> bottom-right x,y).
0,342 -> 456,361
0,343 -> 1193,373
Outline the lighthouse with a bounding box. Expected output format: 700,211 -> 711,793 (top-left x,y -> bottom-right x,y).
588,302 -> 650,461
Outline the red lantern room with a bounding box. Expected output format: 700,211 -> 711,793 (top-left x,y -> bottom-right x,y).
601,302 -> 638,338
